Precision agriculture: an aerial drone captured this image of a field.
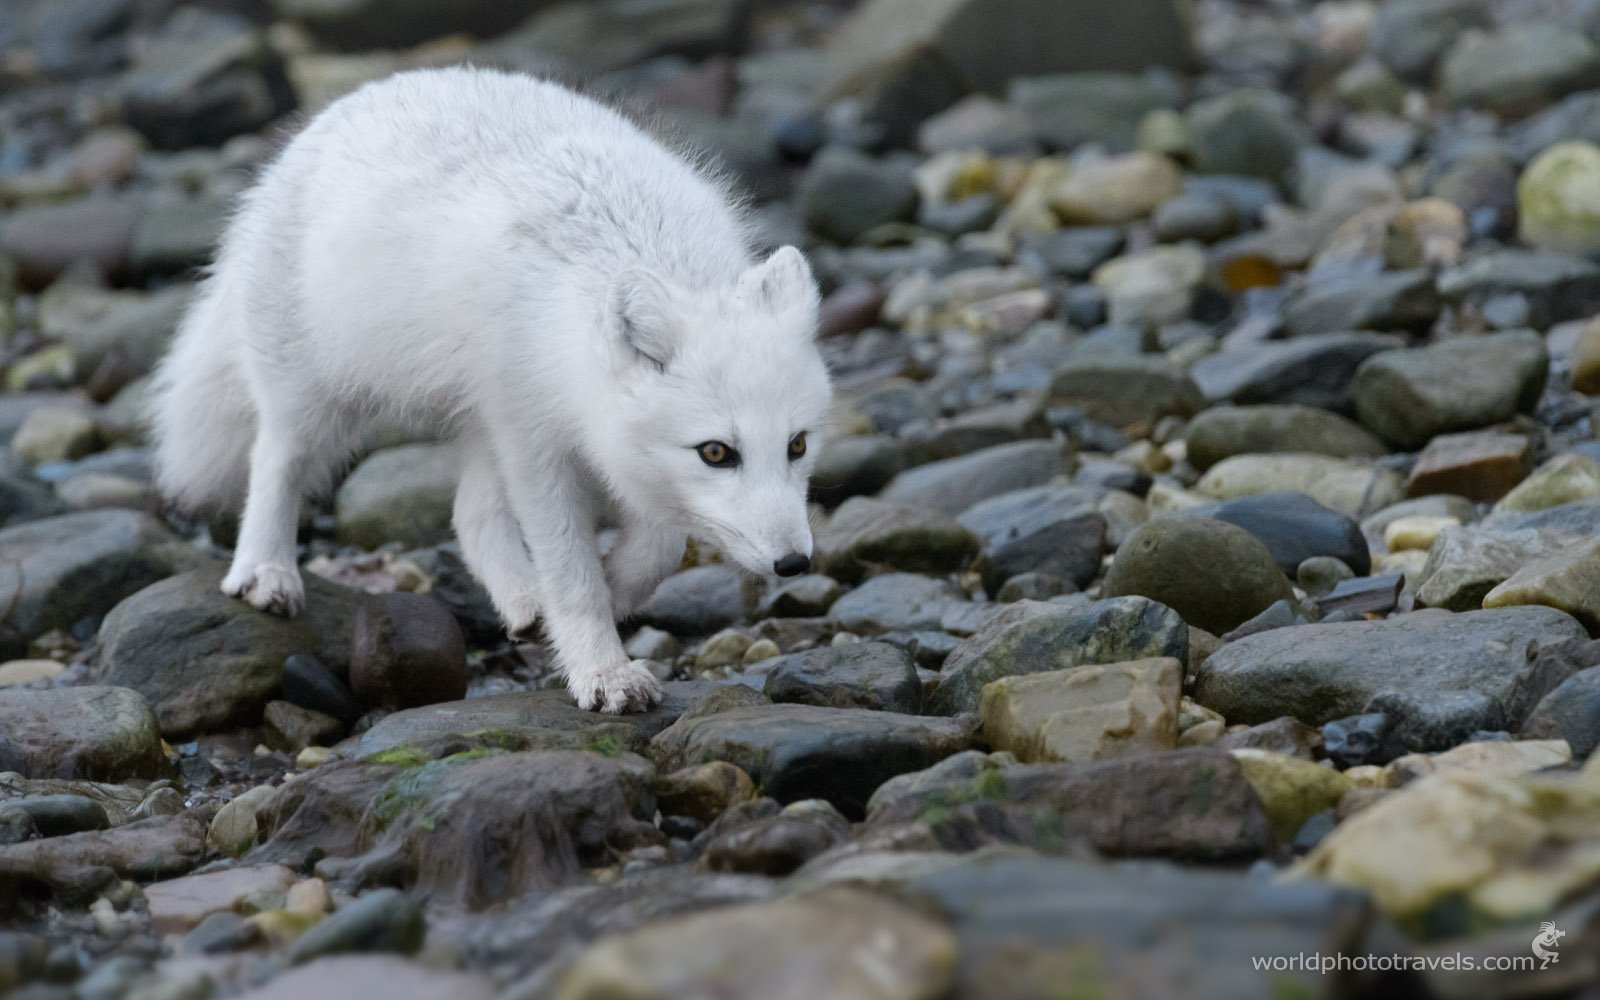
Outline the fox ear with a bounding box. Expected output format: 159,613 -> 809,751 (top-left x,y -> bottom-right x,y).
607,270 -> 677,370
739,245 -> 819,316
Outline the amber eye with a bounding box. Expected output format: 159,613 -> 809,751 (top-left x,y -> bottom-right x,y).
788,432 -> 807,461
697,441 -> 740,468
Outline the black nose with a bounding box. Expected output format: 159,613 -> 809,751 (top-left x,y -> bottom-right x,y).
773,553 -> 810,577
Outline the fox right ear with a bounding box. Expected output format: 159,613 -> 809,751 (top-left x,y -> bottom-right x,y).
607,270 -> 677,370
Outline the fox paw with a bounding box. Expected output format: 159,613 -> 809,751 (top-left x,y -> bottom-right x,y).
221,562 -> 304,617
569,659 -> 662,714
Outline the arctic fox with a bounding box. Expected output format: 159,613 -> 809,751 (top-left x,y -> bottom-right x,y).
149,68 -> 832,713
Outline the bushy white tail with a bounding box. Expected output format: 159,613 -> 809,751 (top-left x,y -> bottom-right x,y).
148,278 -> 257,515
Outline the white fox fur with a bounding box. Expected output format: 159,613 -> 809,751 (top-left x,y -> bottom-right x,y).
149,68 -> 832,713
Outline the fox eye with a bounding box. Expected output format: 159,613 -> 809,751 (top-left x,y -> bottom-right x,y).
788,432 -> 807,461
696,441 -> 740,468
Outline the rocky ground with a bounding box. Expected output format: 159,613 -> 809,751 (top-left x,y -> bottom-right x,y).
4,0 -> 1600,997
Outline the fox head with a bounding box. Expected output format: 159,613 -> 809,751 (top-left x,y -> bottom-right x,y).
598,245 -> 831,577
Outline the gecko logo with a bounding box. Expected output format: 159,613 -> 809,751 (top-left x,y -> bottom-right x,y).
1532,921 -> 1565,970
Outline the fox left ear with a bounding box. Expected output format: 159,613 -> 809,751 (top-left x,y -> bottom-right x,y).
739,245 -> 820,317
606,269 -> 678,370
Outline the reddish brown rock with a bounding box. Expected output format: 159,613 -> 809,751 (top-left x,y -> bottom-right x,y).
1406,430 -> 1533,501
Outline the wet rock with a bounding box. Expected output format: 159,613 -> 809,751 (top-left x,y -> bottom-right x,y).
1184,405 -> 1386,472
335,444 -> 458,550
1194,606 -> 1588,727
824,852 -> 1391,999
1524,664 -> 1600,758
756,574 -> 844,619
1022,226 -> 1124,280
1352,331 -> 1548,450
764,641 -> 922,713
1191,332 -> 1402,411
1284,269 -> 1438,337
265,701 -> 343,751
634,565 -> 748,635
655,761 -> 757,825
1367,688 -> 1505,758
1406,430 -> 1532,502
881,439 -> 1066,518
1414,500 -> 1600,610
1519,142 -> 1600,258
932,596 -> 1187,715
349,593 -> 467,710
0,686 -> 164,781
1049,356 -> 1204,429
827,573 -> 964,634
241,955 -> 495,1000
1321,712 -> 1392,768
821,0 -> 1192,137
98,567 -> 363,737
1483,537 -> 1600,631
1215,717 -> 1323,760
341,684 -> 708,760
1187,491 -> 1371,577
700,799 -> 851,876
0,811 -> 208,905
264,751 -> 658,907
1187,90 -> 1307,183
813,498 -> 978,586
1152,189 -> 1238,243
0,795 -> 109,838
1009,72 -> 1179,152
958,484 -> 1106,592
979,658 -> 1180,764
289,887 -> 423,963
1438,249 -> 1600,329
144,864 -> 297,934
916,94 -> 1037,155
555,886 -> 955,1000
1103,517 -> 1292,635
1196,453 -> 1404,519
1298,556 -> 1355,597
0,509 -> 189,644
0,196 -> 140,287
868,749 -> 1270,861
1372,0 -> 1488,81
282,654 -> 364,725
119,8 -> 293,150
798,147 -> 918,244
650,703 -> 977,817
1439,21 -> 1600,116
491,0 -> 752,78
810,434 -> 905,507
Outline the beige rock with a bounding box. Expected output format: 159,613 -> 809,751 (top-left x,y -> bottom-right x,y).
237,956 -> 495,1000
1196,453 -> 1405,518
10,406 -> 98,465
0,659 -> 66,687
286,878 -> 331,915
207,784 -> 277,857
554,887 -> 956,1000
1050,152 -> 1183,224
1483,538 -> 1600,630
1383,515 -> 1460,552
1291,760 -> 1600,925
1387,739 -> 1573,786
1231,749 -> 1353,842
978,658 -> 1181,764
144,864 -> 297,934
1495,451 -> 1600,513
